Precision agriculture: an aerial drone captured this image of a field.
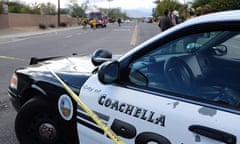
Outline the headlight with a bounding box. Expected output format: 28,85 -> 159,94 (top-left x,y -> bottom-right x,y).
10,74 -> 18,89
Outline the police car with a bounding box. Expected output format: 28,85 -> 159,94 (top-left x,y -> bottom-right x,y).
8,10 -> 240,144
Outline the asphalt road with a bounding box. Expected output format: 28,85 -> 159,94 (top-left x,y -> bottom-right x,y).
0,21 -> 160,144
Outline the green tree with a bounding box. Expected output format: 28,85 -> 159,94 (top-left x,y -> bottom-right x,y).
99,7 -> 128,19
0,2 -> 3,13
60,8 -> 70,15
67,0 -> 88,24
29,2 -> 41,14
8,1 -> 41,14
67,0 -> 89,18
192,0 -> 240,13
70,3 -> 85,17
155,0 -> 182,16
192,0 -> 211,8
210,0 -> 240,12
80,0 -> 89,17
8,1 -> 25,13
40,2 -> 56,15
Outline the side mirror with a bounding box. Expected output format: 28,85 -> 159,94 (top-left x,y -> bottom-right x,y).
98,61 -> 120,84
91,49 -> 112,66
212,45 -> 227,56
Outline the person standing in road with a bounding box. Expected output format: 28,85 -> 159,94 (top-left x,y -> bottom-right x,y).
171,10 -> 179,26
82,18 -> 88,29
189,9 -> 195,19
158,9 -> 172,31
92,19 -> 97,29
117,18 -> 122,27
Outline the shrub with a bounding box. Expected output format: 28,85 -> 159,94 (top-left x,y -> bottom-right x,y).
39,24 -> 47,29
0,3 -> 3,14
59,22 -> 67,27
48,24 -> 55,28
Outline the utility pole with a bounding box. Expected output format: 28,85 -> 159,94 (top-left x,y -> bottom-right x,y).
108,0 -> 113,9
58,0 -> 60,26
107,0 -> 113,16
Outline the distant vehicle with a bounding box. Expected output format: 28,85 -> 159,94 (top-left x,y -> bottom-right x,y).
88,11 -> 107,28
108,18 -> 116,23
144,16 -> 153,23
123,19 -> 131,23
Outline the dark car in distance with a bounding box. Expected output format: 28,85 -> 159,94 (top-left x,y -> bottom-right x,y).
8,10 -> 240,144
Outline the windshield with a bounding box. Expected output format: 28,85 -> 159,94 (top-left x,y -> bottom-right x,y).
88,13 -> 104,19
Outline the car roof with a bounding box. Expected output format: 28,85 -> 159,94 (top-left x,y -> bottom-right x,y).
183,10 -> 240,25
167,10 -> 240,34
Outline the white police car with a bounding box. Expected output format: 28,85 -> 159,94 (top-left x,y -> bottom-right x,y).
9,10 -> 240,144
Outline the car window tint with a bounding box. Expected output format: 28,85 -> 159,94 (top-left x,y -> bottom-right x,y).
127,31 -> 240,109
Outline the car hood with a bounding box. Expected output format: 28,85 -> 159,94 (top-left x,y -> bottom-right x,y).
16,54 -> 120,90
15,56 -> 96,91
22,56 -> 95,74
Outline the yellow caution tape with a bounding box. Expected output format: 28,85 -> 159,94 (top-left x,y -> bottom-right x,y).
45,65 -> 125,144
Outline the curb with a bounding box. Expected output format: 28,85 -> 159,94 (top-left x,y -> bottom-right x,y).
0,26 -> 82,40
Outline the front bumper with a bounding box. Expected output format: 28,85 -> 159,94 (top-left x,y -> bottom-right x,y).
8,88 -> 21,111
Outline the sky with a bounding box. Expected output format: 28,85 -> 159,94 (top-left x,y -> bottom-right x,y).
19,0 -> 187,18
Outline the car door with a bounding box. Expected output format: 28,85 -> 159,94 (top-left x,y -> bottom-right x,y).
78,31 -> 240,144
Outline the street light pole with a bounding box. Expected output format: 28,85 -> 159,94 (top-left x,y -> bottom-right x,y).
58,0 -> 60,26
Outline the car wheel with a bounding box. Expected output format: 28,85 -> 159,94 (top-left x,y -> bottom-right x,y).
15,97 -> 63,144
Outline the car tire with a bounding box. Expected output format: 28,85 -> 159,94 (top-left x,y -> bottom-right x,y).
15,97 -> 63,144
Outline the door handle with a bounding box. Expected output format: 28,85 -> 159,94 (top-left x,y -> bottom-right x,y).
189,125 -> 236,144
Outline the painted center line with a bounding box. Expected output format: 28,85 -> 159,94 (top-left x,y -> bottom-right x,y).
130,24 -> 138,46
0,56 -> 25,61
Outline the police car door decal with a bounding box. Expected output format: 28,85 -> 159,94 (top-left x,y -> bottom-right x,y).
78,74 -> 240,144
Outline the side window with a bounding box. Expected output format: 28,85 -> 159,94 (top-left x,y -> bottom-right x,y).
127,33 -> 209,90
126,31 -> 240,109
220,34 -> 240,59
127,32 -> 217,89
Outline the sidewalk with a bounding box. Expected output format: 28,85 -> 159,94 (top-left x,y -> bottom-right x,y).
0,26 -> 82,40
0,27 -> 40,35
